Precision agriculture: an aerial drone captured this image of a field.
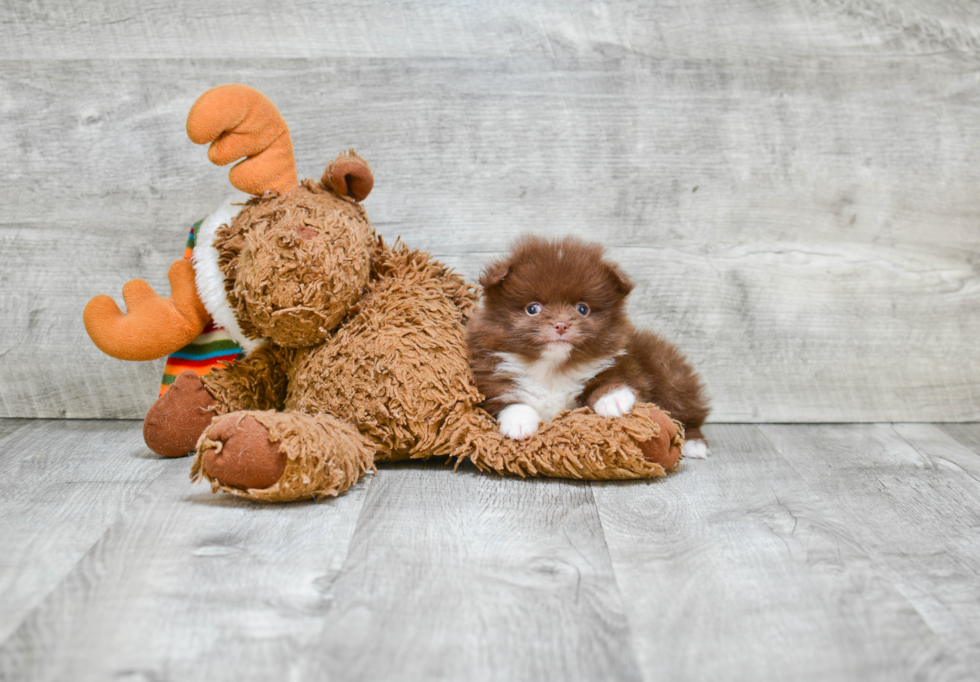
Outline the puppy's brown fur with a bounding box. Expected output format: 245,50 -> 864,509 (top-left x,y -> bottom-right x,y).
467,235 -> 709,442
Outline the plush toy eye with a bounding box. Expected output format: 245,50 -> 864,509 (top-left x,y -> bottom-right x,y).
576,303 -> 590,316
526,302 -> 542,316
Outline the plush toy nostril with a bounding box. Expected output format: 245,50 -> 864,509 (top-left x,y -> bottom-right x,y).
294,225 -> 317,240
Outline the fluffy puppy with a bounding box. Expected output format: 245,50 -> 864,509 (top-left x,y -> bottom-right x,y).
466,235 -> 710,458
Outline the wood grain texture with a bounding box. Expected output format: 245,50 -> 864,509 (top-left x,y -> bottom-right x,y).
0,440 -> 373,682
295,463 -> 641,682
2,419 -> 980,679
592,424 -> 967,681
0,456 -> 640,682
906,422 -> 980,482
3,0 -> 980,59
937,423 -> 980,458
759,423 -> 980,673
0,420 -> 166,644
0,419 -> 32,442
2,1 -> 980,420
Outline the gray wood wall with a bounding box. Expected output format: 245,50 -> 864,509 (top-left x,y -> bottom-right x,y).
2,0 -> 978,421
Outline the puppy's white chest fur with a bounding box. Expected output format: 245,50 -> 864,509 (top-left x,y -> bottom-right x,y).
494,347 -> 616,422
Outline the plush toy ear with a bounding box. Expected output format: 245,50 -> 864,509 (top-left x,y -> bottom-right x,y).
479,259 -> 511,290
606,262 -> 634,296
322,150 -> 374,202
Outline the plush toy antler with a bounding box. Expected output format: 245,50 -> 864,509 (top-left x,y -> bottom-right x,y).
186,84 -> 299,196
84,259 -> 211,361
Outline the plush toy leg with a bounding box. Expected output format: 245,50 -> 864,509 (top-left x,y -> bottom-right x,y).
442,403 -> 683,480
191,410 -> 377,502
143,369 -> 217,457
144,344 -> 290,459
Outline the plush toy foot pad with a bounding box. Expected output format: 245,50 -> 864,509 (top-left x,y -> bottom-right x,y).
143,369 -> 216,458
639,407 -> 683,471
200,414 -> 287,490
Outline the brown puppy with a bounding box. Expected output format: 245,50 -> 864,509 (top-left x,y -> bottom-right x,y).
467,235 -> 710,458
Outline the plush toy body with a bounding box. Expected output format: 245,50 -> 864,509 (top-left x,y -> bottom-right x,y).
84,85 -> 684,503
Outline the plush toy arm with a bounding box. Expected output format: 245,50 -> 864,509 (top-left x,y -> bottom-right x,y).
202,343 -> 293,414
83,259 -> 211,361
441,404 -> 683,480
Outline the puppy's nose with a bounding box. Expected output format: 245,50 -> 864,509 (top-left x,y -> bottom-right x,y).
553,321 -> 569,334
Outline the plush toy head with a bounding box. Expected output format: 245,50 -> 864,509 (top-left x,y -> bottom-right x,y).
84,84 -> 380,359
212,174 -> 374,348
187,85 -> 377,349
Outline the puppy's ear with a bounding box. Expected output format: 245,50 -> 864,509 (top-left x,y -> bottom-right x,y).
606,262 -> 634,296
479,259 -> 510,290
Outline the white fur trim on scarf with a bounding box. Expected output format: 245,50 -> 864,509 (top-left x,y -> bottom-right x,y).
192,193 -> 266,356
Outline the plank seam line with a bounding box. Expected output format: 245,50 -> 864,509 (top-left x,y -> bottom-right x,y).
0,450 -> 172,650
586,481 -> 645,679
311,470 -> 378,591
755,423 -> 954,649
889,423 -> 980,487
935,424 -> 980,459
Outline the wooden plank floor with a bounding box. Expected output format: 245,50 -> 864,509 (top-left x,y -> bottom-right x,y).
1,420 -> 978,681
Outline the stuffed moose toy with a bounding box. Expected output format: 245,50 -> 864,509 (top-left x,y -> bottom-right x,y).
83,84 -> 684,502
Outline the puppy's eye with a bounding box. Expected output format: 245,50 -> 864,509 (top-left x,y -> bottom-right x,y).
576,303 -> 590,316
525,302 -> 542,316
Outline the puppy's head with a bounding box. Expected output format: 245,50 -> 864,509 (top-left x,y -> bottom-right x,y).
478,235 -> 633,362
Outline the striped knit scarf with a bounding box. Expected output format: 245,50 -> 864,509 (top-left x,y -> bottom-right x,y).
159,222 -> 243,395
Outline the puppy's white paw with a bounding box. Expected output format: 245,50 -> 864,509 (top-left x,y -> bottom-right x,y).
498,404 -> 542,441
683,438 -> 710,459
593,387 -> 637,418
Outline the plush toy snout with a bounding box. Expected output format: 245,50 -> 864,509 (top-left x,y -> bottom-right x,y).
264,306 -> 334,347
233,231 -> 370,346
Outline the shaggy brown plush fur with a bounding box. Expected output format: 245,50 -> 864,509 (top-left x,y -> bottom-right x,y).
120,85 -> 690,502
186,232 -> 686,501
441,403 -> 683,479
284,241 -> 482,461
204,344 -> 293,414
